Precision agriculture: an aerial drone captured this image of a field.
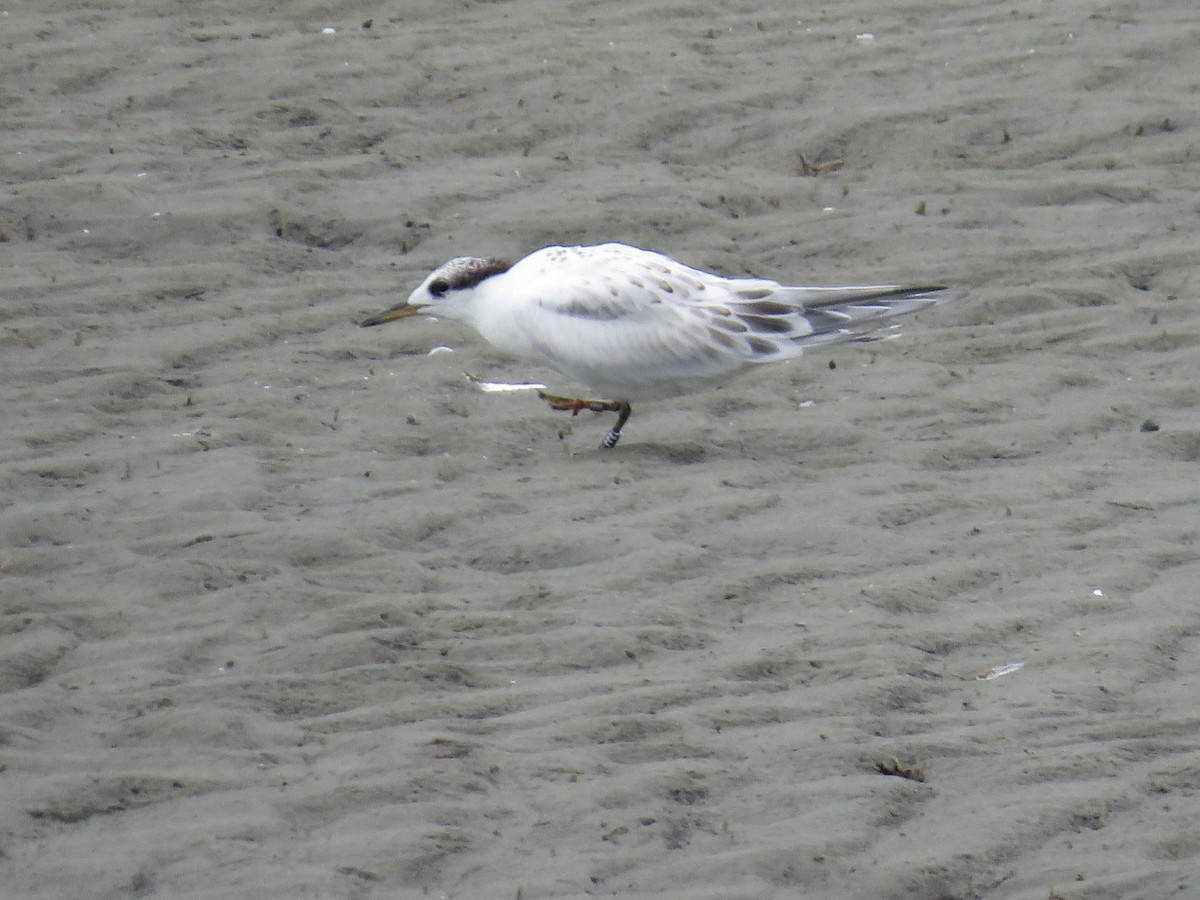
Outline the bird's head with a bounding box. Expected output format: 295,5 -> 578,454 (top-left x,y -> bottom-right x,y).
360,256 -> 511,327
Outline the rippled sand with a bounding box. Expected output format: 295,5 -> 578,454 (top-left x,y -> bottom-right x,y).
3,2 -> 1198,897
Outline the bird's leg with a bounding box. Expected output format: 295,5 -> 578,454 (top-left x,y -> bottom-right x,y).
538,392 -> 632,449
602,400 -> 633,449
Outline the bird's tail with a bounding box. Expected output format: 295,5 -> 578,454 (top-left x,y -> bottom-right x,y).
782,285 -> 963,348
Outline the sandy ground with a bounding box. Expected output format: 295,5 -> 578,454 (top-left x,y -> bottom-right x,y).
3,1 -> 1200,897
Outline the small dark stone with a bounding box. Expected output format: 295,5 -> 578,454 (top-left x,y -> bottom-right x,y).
1140,419 -> 1160,433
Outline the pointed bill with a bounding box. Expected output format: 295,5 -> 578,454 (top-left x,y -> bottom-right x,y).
360,304 -> 422,327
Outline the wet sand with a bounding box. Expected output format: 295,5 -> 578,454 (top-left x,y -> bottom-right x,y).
3,1 -> 1199,897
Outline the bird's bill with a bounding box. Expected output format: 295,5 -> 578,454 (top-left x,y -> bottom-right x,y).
360,304 -> 423,327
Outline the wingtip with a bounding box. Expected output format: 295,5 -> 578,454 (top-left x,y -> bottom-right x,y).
905,286 -> 967,304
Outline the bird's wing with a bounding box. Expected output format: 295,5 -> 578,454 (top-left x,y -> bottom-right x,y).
503,245 -> 960,395
718,279 -> 964,353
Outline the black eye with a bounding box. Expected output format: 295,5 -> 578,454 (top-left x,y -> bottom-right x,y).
428,278 -> 450,298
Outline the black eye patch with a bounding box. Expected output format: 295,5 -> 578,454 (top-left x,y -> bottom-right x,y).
429,278 -> 450,297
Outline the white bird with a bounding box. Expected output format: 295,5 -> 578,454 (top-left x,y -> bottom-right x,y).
362,242 -> 962,448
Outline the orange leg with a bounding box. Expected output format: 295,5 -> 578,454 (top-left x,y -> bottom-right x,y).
538,392 -> 632,448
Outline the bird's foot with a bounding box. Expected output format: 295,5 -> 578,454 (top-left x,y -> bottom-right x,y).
538,393 -> 632,449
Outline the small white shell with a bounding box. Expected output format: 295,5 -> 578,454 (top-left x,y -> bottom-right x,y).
975,661 -> 1025,681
